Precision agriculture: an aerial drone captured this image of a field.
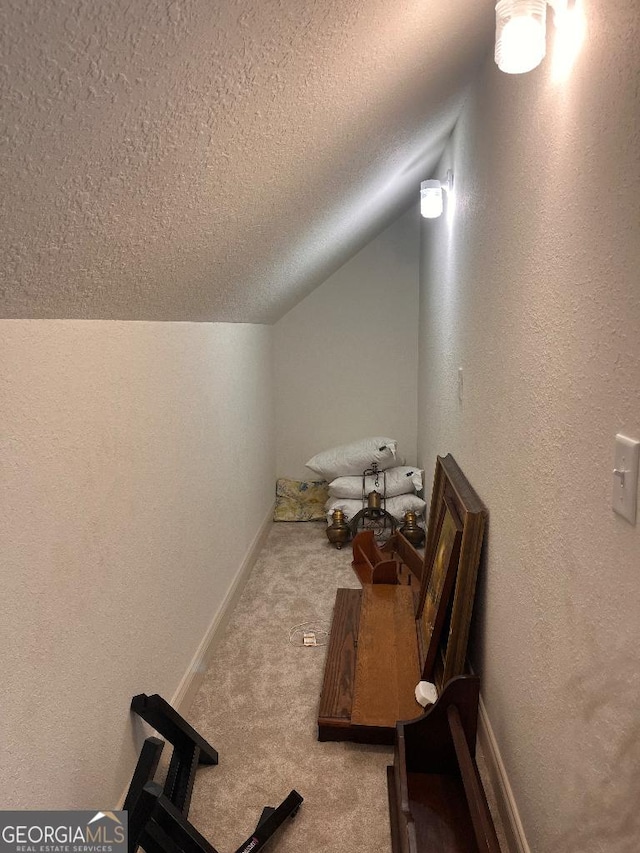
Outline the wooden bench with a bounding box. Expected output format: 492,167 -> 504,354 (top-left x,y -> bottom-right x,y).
318,584 -> 422,744
387,675 -> 501,853
318,455 -> 487,745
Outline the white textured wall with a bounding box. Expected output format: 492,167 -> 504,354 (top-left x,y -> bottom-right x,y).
418,3 -> 640,851
0,320 -> 274,808
274,208 -> 419,479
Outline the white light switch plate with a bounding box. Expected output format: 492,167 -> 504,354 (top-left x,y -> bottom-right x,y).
612,434 -> 640,524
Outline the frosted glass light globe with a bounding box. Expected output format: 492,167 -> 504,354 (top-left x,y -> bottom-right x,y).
420,180 -> 443,219
495,0 -> 547,74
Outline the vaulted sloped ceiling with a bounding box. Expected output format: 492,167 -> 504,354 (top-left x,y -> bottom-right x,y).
1,0 -> 494,323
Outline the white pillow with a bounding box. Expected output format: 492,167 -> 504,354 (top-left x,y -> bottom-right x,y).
306,437 -> 399,480
325,494 -> 426,523
328,466 -> 423,499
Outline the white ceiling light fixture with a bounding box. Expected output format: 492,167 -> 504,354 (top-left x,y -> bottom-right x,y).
495,0 -> 575,75
420,170 -> 453,219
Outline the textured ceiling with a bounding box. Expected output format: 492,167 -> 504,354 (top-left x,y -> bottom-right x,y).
1,0 -> 494,323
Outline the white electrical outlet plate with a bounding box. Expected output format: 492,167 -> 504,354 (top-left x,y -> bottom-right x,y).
612,434 -> 640,524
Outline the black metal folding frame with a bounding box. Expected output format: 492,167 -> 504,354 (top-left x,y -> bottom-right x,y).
130,783 -> 302,853
125,693 -> 302,853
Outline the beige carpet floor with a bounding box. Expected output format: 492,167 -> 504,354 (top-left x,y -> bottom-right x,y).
186,520 -> 510,852
188,521 -> 393,853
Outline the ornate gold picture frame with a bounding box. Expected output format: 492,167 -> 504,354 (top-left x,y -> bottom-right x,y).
420,454 -> 487,686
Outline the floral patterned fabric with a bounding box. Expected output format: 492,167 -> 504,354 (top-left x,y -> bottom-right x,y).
274,478 -> 329,522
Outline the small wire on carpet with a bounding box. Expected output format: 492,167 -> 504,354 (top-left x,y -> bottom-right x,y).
288,621 -> 331,647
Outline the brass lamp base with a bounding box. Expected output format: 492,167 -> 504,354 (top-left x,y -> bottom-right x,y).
399,511 -> 425,547
326,509 -> 351,549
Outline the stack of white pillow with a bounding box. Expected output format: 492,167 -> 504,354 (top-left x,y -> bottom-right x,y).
305,436 -> 426,524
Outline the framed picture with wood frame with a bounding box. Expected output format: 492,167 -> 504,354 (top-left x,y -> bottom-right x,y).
421,454 -> 487,688
416,493 -> 463,679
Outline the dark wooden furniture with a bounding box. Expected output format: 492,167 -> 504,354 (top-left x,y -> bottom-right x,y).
129,693 -> 219,816
352,529 -> 422,588
129,782 -> 302,853
387,675 -> 500,853
124,736 -> 166,817
318,455 -> 487,744
126,694 -> 302,853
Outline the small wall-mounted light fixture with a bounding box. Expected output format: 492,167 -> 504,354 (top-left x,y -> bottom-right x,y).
495,0 -> 577,75
420,170 -> 453,219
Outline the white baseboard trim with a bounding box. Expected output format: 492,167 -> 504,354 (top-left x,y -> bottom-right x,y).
477,694 -> 530,853
117,505 -> 273,808
170,504 -> 274,716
